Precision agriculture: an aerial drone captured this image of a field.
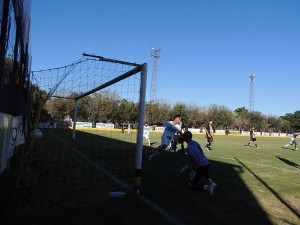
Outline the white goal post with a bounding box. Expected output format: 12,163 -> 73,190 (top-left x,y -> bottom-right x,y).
71,53 -> 147,193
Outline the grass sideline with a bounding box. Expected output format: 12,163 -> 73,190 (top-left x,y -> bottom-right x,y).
1,129 -> 299,225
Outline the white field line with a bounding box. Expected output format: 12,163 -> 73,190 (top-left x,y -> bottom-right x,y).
53,133 -> 186,225
210,155 -> 300,174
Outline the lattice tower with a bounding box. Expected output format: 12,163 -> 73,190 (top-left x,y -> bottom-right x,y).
150,47 -> 161,102
249,73 -> 255,112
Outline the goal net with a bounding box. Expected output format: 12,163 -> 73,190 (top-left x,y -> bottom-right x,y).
5,54 -> 147,218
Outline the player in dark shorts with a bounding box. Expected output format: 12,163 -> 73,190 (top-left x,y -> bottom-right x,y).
172,131 -> 185,154
246,127 -> 259,148
205,120 -> 214,151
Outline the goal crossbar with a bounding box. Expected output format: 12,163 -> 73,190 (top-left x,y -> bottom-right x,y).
75,65 -> 143,100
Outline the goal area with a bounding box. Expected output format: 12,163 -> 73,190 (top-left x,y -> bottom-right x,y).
5,54 -> 147,218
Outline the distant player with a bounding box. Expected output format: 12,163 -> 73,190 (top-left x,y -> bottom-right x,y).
128,122 -> 131,134
149,114 -> 182,160
143,122 -> 151,146
282,131 -> 299,151
180,131 -> 217,196
246,127 -> 259,148
225,126 -> 230,135
205,120 -> 214,151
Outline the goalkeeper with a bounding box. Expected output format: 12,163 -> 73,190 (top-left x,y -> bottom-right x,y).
181,131 -> 217,196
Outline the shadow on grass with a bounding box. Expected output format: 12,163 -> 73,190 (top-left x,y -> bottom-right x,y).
0,128 -> 140,225
141,151 -> 275,225
235,157 -> 300,222
276,156 -> 300,169
0,128 -> 278,225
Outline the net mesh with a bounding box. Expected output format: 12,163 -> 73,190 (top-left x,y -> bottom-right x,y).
5,55 -> 144,218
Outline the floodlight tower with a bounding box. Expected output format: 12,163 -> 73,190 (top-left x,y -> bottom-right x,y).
249,73 -> 255,112
150,47 -> 161,102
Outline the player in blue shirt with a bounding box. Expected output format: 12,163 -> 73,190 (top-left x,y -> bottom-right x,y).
181,131 -> 217,196
282,131 -> 299,151
149,114 -> 182,160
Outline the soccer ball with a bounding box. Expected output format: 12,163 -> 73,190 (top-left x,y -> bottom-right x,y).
30,129 -> 42,139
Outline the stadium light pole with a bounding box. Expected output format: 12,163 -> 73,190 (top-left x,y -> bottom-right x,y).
150,47 -> 160,125
150,47 -> 161,103
249,73 -> 255,112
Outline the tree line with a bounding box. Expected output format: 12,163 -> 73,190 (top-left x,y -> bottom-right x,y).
34,89 -> 300,133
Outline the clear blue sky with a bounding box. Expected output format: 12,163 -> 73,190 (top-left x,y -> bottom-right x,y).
30,0 -> 300,117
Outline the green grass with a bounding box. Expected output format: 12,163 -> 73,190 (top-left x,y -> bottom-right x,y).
1,129 -> 299,225
142,133 -> 300,225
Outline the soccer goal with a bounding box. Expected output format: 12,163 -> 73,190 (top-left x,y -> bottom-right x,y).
5,54 -> 147,217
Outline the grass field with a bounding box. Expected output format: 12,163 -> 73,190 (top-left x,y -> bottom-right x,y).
142,132 -> 300,225
1,129 -> 300,225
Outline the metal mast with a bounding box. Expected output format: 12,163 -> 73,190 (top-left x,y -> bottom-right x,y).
249,73 -> 255,112
150,47 -> 161,102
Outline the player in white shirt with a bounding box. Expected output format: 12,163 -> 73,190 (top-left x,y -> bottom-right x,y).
127,122 -> 131,134
282,131 -> 299,150
149,114 -> 182,160
143,122 -> 151,146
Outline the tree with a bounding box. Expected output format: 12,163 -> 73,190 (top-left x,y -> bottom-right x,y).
278,118 -> 291,134
118,99 -> 137,124
266,115 -> 277,134
281,111 -> 300,132
248,111 -> 266,131
171,102 -> 188,126
205,104 -> 234,129
185,104 -> 206,128
234,107 -> 248,117
146,100 -> 172,125
45,98 -> 72,120
234,107 -> 250,133
98,91 -> 122,123
30,84 -> 49,122
205,104 -> 218,122
76,95 -> 92,122
215,105 -> 235,129
37,85 -> 298,132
